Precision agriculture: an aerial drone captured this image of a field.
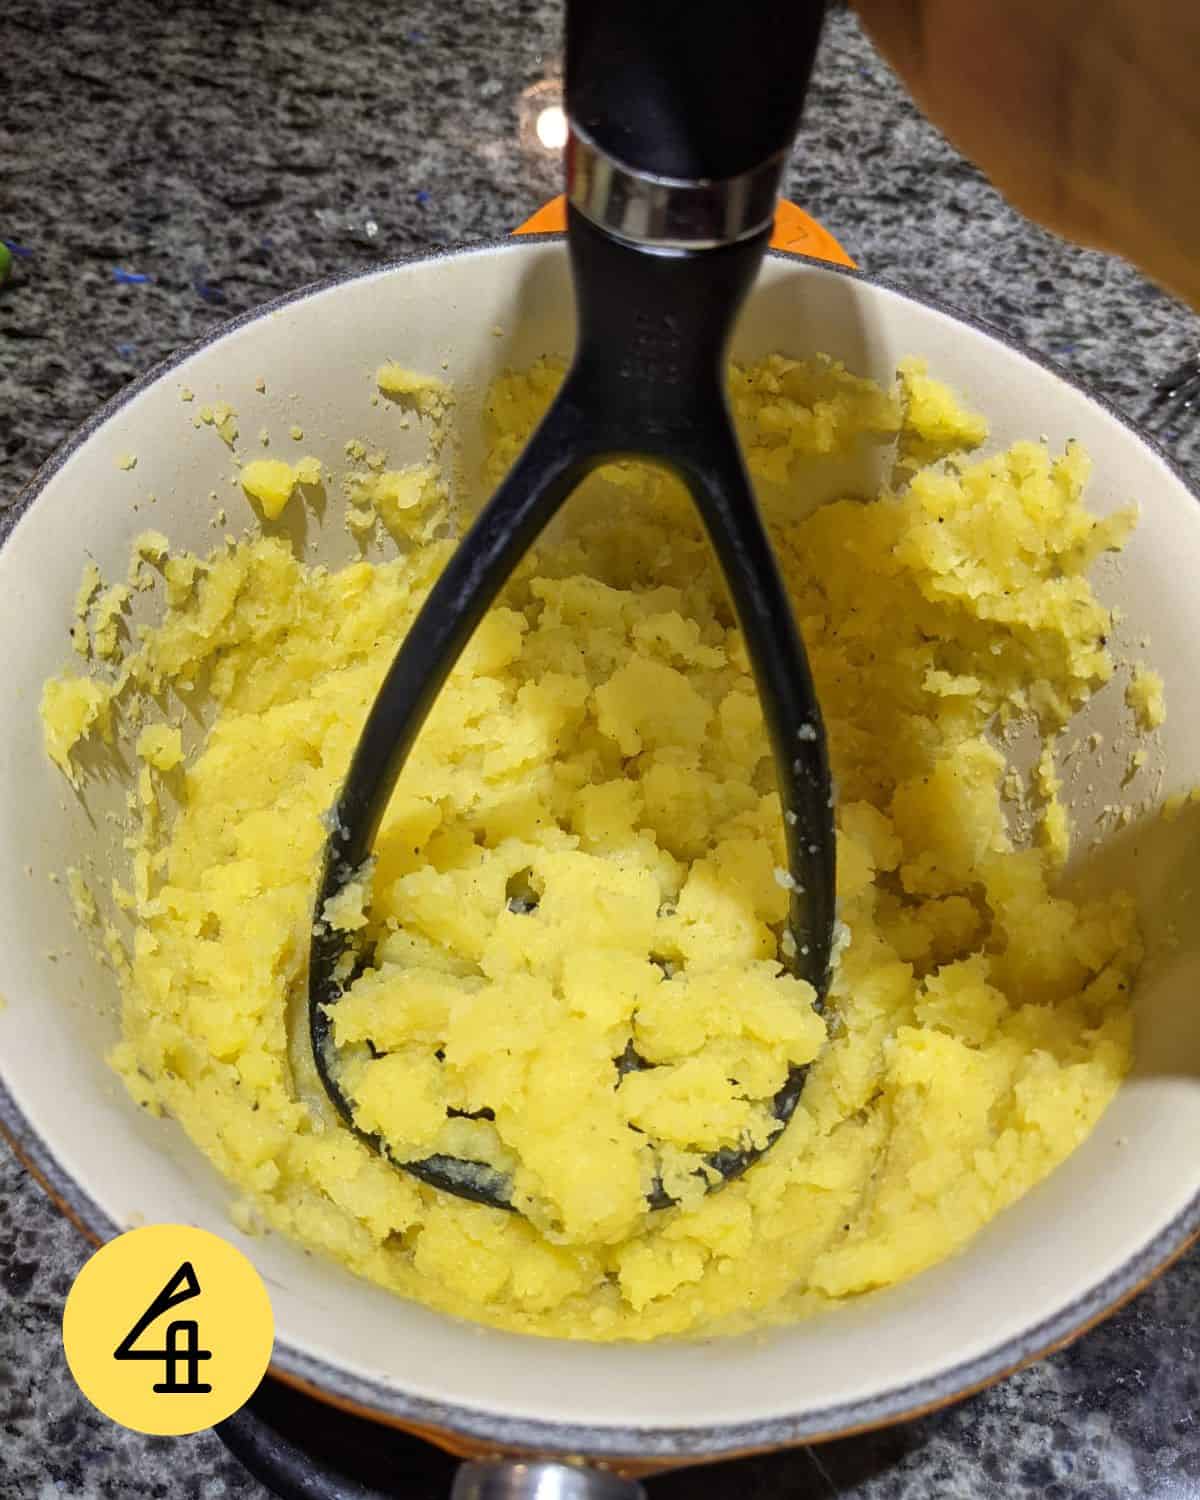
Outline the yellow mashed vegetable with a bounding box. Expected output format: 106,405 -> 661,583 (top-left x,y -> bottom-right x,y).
43,354 -> 1143,1341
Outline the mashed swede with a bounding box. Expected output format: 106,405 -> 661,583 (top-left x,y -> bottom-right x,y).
42,354 -> 1141,1341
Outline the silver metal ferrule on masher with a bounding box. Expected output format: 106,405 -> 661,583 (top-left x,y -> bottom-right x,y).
566,122 -> 786,251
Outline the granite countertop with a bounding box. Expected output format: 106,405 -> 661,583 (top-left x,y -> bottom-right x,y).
2,2 -> 1199,1496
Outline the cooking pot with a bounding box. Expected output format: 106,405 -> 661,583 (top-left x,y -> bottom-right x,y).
2,235 -> 1199,1496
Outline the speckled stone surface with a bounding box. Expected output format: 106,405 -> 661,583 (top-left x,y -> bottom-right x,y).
2,2 -> 1199,1497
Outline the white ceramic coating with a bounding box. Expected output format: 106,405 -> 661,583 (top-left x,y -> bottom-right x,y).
1,242 -> 1198,1456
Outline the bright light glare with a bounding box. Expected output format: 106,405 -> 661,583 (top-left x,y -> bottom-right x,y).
535,104 -> 568,150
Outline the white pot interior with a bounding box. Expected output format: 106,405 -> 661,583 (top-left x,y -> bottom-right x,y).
2,243 -> 1198,1450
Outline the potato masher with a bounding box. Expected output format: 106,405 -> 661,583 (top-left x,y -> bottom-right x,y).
308,0 -> 835,1214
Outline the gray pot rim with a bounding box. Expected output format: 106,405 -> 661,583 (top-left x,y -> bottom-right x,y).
3,234 -> 1198,1462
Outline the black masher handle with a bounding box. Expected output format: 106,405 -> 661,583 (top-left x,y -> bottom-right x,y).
566,0 -> 827,182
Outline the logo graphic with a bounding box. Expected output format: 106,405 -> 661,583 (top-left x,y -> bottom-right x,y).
62,1224 -> 273,1435
113,1260 -> 213,1394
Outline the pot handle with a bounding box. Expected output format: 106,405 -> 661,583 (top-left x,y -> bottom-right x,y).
452,1460 -> 645,1500
513,194 -> 856,267
215,1399 -> 647,1500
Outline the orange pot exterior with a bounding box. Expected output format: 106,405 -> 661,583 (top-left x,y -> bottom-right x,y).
513,194 -> 856,268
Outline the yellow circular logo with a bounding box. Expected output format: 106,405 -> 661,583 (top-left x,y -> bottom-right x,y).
62,1224 -> 274,1435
